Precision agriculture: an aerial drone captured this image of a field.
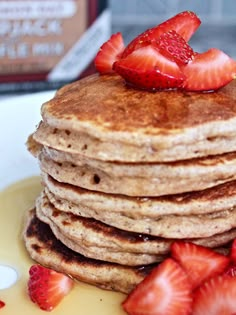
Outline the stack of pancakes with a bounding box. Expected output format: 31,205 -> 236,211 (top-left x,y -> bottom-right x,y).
24,74 -> 236,294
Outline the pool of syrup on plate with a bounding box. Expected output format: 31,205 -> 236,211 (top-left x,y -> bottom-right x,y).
0,177 -> 125,314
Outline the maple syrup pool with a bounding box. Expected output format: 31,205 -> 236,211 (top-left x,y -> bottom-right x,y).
0,177 -> 125,314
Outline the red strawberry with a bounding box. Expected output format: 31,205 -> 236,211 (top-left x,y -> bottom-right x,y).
122,258 -> 192,315
192,275 -> 236,315
154,30 -> 195,65
231,238 -> 236,262
94,32 -> 125,74
182,48 -> 236,91
0,300 -> 5,309
28,264 -> 74,311
122,11 -> 201,58
171,241 -> 230,289
113,45 -> 185,90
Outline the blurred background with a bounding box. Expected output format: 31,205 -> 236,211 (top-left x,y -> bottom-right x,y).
110,0 -> 236,58
0,0 -> 235,93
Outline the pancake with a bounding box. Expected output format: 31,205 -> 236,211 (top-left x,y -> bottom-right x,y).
43,186 -> 236,239
23,209 -> 153,294
37,190 -> 236,255
38,148 -> 236,197
36,203 -> 166,266
27,134 -> 42,157
36,191 -> 169,255
33,74 -> 236,163
43,173 -> 236,217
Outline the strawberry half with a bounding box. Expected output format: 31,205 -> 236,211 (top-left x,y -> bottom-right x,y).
171,241 -> 230,289
231,238 -> 236,262
113,45 -> 185,90
192,275 -> 236,315
122,258 -> 192,315
0,300 -> 5,309
94,32 -> 125,74
28,264 -> 74,311
122,11 -> 201,58
182,48 -> 236,91
154,30 -> 195,65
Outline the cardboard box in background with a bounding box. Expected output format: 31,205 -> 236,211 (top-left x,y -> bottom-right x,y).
0,0 -> 110,93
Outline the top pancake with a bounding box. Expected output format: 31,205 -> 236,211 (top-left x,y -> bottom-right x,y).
39,74 -> 236,162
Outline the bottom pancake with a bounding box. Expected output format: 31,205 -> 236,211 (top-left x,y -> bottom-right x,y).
23,209 -> 153,294
23,209 -> 231,294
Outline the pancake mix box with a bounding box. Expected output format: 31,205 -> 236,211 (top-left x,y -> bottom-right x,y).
0,0 -> 110,92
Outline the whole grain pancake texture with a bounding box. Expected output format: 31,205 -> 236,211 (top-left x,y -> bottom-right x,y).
24,73 -> 236,293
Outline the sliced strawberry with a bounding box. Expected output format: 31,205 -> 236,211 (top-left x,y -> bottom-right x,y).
28,264 -> 74,311
0,300 -> 5,309
154,30 -> 195,65
192,275 -> 236,315
171,241 -> 230,289
94,32 -> 125,74
231,238 -> 236,262
182,48 -> 236,91
122,258 -> 192,315
122,11 -> 201,58
113,45 -> 185,90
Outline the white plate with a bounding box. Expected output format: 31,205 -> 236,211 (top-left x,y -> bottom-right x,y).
0,91 -> 56,190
